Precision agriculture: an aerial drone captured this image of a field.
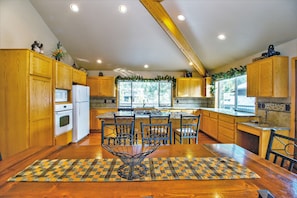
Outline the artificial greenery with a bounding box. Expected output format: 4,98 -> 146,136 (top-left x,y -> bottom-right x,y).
115,75 -> 176,88
209,65 -> 246,95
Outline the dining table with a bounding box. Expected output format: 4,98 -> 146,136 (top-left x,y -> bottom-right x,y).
0,143 -> 296,197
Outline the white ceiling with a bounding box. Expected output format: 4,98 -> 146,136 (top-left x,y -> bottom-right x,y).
29,0 -> 297,74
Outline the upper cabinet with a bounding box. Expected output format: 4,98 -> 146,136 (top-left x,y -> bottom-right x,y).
176,77 -> 204,97
247,56 -> 288,97
72,69 -> 87,85
87,76 -> 116,97
55,61 -> 73,90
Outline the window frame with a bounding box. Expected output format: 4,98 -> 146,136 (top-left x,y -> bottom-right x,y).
216,75 -> 255,113
117,80 -> 172,108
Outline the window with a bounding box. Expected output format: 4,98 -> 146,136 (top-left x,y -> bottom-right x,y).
118,81 -> 172,108
217,75 -> 255,113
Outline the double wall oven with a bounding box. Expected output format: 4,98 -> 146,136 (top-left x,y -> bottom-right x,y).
54,89 -> 73,137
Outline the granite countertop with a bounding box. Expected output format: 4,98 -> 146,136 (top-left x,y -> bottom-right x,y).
199,108 -> 256,117
238,122 -> 290,131
96,111 -> 195,119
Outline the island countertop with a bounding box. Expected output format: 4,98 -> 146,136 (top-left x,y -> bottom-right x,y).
96,111 -> 195,120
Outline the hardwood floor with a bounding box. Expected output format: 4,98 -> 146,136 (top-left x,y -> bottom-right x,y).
78,131 -> 219,146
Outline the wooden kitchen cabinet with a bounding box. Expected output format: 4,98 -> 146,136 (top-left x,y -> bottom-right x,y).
176,77 -> 204,97
72,68 -> 87,85
87,76 -> 116,97
90,108 -> 116,131
218,114 -> 254,143
0,49 -> 53,159
247,56 -> 288,97
55,61 -> 73,90
200,110 -> 218,139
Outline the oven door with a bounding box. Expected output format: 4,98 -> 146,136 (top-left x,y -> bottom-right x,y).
55,110 -> 73,136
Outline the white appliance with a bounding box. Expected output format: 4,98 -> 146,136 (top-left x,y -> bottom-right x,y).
55,103 -> 73,136
72,85 -> 90,142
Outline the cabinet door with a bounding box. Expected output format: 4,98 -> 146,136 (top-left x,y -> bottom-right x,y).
247,62 -> 259,97
73,69 -> 87,85
30,51 -> 52,78
30,75 -> 53,146
190,78 -> 203,97
258,58 -> 273,97
87,77 -> 100,96
55,62 -> 72,90
176,78 -> 190,97
98,77 -> 115,97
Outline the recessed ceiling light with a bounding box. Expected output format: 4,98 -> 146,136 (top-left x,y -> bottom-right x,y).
189,62 -> 193,66
177,15 -> 185,21
217,34 -> 226,40
70,4 -> 79,12
97,59 -> 102,64
144,64 -> 149,68
119,5 -> 127,14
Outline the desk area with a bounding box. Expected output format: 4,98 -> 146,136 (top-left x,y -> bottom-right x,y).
0,143 -> 296,197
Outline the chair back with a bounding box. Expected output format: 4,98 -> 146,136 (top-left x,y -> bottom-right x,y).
149,113 -> 170,124
265,129 -> 297,172
101,120 -> 135,145
141,121 -> 172,145
175,114 -> 201,144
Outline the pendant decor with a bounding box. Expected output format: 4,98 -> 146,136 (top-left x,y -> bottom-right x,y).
210,65 -> 246,95
52,41 -> 65,61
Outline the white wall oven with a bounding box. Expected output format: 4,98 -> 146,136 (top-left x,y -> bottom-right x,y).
55,103 -> 73,136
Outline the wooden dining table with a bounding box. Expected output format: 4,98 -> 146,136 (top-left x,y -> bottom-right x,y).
0,143 -> 296,197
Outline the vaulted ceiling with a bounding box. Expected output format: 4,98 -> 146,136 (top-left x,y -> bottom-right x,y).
29,0 -> 297,75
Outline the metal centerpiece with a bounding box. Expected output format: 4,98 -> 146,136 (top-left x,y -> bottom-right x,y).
102,144 -> 160,180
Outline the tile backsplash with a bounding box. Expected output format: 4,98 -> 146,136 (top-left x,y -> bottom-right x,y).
256,100 -> 291,127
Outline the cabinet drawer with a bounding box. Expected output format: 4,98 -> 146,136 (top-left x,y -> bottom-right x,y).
219,114 -> 234,123
202,110 -> 210,116
209,112 -> 218,119
219,120 -> 234,130
30,52 -> 52,78
219,126 -> 234,139
218,133 -> 234,143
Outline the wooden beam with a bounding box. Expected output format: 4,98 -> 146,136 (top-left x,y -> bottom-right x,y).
140,0 -> 206,76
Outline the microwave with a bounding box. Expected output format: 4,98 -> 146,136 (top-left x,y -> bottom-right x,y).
55,89 -> 68,102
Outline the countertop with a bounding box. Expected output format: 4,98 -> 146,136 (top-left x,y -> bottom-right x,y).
199,108 -> 256,117
97,111 -> 195,119
92,107 -> 256,117
238,122 -> 290,131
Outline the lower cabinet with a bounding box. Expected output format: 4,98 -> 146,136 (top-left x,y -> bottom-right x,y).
90,108 -> 116,131
200,110 -> 254,143
201,110 -> 218,139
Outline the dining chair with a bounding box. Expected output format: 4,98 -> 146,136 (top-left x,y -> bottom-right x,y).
140,121 -> 172,145
149,113 -> 171,125
101,120 -> 135,145
265,129 -> 297,172
174,114 -> 201,144
114,113 -> 139,144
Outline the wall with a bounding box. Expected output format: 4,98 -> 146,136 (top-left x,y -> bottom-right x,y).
0,0 -> 74,65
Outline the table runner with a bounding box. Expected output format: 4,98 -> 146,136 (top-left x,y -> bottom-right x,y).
8,157 -> 260,182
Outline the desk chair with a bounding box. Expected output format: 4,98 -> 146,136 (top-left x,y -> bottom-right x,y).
174,114 -> 201,144
101,120 -> 135,145
265,129 -> 297,172
141,122 -> 172,145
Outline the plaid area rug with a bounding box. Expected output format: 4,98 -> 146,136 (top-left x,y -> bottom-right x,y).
8,157 -> 260,182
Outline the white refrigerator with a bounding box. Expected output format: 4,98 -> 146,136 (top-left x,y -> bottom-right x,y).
72,85 -> 90,143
